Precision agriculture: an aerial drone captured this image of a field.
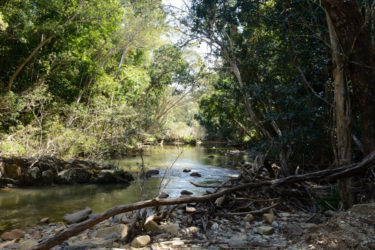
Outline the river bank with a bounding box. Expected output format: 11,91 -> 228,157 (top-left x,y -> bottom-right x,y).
1,145 -> 375,249
0,156 -> 134,188
2,199 -> 375,249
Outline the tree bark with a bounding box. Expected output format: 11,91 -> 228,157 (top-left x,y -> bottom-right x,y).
7,35 -> 54,92
323,0 -> 375,154
326,12 -> 353,208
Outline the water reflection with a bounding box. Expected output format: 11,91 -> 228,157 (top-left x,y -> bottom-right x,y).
0,145 -> 241,232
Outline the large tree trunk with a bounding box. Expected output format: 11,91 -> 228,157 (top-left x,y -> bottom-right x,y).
7,35 -> 54,92
326,13 -> 353,209
323,0 -> 375,154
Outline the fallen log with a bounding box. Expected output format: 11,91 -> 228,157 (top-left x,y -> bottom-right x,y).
271,151 -> 375,187
31,181 -> 269,250
31,151 -> 375,250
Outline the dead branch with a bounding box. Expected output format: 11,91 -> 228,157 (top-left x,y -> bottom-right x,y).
230,197 -> 280,203
31,151 -> 375,250
190,181 -> 231,188
31,181 -> 269,250
217,203 -> 279,216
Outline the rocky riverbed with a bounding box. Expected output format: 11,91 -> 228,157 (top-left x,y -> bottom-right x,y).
0,156 -> 133,187
1,201 -> 375,249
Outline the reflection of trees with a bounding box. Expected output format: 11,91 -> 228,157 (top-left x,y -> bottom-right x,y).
0,145 -> 240,231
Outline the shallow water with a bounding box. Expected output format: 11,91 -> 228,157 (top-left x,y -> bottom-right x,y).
0,145 -> 243,232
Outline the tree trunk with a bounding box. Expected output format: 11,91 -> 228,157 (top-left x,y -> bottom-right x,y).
323,0 -> 375,154
326,12 -> 353,209
7,35 -> 54,92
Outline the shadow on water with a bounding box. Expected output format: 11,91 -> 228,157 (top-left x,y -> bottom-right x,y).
0,145 -> 243,232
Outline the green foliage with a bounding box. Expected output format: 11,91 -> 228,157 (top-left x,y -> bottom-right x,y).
0,0 -> 204,159
188,0 -> 334,169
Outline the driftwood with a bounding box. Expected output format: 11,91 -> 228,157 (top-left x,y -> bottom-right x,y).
31,151 -> 375,250
217,203 -> 279,216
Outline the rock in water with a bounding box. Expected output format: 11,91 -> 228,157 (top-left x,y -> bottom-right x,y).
183,168 -> 191,173
140,169 -> 159,178
190,172 -> 202,177
63,207 -> 92,224
57,168 -> 92,184
94,169 -> 133,184
2,163 -> 22,179
41,169 -> 55,184
1,229 -> 25,240
181,190 -> 193,195
158,192 -> 169,198
131,235 -> 151,248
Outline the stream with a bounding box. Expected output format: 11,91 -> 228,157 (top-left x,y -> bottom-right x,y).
0,145 -> 244,232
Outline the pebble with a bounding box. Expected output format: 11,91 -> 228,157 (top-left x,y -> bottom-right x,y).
131,235 -> 151,248
245,214 -> 254,222
257,226 -> 275,235
211,222 -> 219,230
263,213 -> 275,224
185,226 -> 199,234
95,224 -> 128,240
283,223 -> 303,236
144,220 -> 161,232
161,223 -> 179,235
186,206 -> 196,213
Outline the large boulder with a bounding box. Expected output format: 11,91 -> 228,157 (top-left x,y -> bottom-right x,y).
93,170 -> 133,184
57,168 -> 93,184
140,169 -> 159,179
41,169 -> 55,184
1,163 -> 22,180
0,156 -> 134,186
24,167 -> 41,184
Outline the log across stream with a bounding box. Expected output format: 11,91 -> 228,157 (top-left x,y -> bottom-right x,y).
0,145 -> 241,232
